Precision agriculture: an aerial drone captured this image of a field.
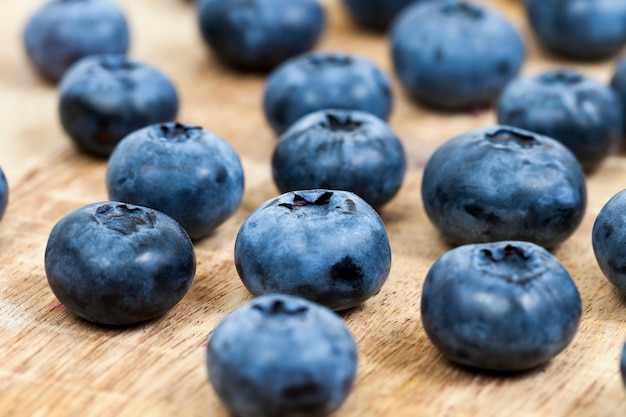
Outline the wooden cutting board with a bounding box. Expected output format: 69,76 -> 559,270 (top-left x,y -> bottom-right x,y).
1,0 -> 626,415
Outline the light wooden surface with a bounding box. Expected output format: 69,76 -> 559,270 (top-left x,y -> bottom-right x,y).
2,0 -> 626,416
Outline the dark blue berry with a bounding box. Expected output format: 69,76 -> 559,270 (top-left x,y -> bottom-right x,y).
106,122 -> 244,240
590,190 -> 626,296
23,0 -> 130,83
525,0 -> 626,60
390,0 -> 524,110
272,109 -> 406,208
44,202 -> 196,326
197,0 -> 325,71
59,54 -> 179,157
421,241 -> 582,371
207,294 -> 357,417
498,68 -> 623,171
421,125 -> 587,248
263,51 -> 392,135
234,190 -> 391,311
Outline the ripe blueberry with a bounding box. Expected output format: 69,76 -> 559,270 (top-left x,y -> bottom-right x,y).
59,54 -> 179,157
590,190 -> 626,296
525,0 -> 626,60
23,0 -> 130,83
421,241 -> 582,371
497,68 -> 623,171
197,0 -> 325,71
207,294 -> 357,417
390,0 -> 524,110
263,51 -> 393,135
44,202 -> 196,326
234,190 -> 391,311
272,109 -> 406,209
106,122 -> 244,240
421,125 -> 586,248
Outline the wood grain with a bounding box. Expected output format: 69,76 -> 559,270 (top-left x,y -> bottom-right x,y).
2,0 -> 626,416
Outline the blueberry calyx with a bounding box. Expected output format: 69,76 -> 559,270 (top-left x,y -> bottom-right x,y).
440,2 -> 484,20
486,129 -> 538,149
539,70 -> 583,86
475,244 -> 541,285
95,204 -> 156,234
321,113 -> 363,132
279,191 -> 334,211
252,298 -> 309,316
303,54 -> 352,70
98,55 -> 137,73
157,122 -> 202,142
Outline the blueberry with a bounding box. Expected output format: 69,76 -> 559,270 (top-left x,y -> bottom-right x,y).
207,294 -> 357,417
498,68 -> 623,171
421,125 -> 587,248
59,54 -> 179,157
589,190 -> 626,295
44,202 -> 196,326
197,0 -> 325,71
524,0 -> 626,60
342,0 -> 422,31
272,109 -> 406,209
421,241 -> 582,371
0,168 -> 8,222
23,0 -> 130,83
390,0 -> 525,110
234,190 -> 391,311
263,51 -> 393,135
106,122 -> 245,240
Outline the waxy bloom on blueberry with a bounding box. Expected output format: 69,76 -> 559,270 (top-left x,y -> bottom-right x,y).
44,202 -> 196,326
107,122 -> 244,240
421,125 -> 586,248
207,294 -> 358,417
235,190 -> 391,311
421,241 -> 582,371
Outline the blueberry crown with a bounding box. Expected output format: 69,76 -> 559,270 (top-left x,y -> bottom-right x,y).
486,128 -> 538,149
95,204 -> 156,234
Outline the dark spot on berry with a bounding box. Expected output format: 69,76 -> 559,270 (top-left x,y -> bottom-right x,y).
603,223 -> 614,239
496,60 -> 510,76
215,167 -> 227,184
608,259 -> 626,275
330,256 -> 364,283
464,204 -> 500,225
281,382 -> 321,399
434,48 -> 444,62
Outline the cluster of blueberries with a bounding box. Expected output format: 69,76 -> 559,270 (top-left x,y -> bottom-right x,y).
15,0 -> 626,415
